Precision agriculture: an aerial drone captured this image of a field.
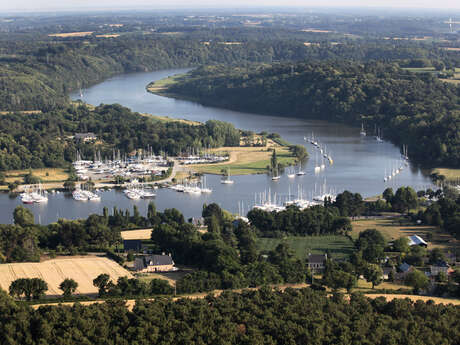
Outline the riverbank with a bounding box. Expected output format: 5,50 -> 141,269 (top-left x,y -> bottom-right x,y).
431,167 -> 460,183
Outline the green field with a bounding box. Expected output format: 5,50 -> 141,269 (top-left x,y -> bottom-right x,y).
402,67 -> 437,73
146,73 -> 186,93
256,235 -> 354,260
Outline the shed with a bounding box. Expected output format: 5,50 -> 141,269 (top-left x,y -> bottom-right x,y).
123,240 -> 144,252
407,235 -> 428,247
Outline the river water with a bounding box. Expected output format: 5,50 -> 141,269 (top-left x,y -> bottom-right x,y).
0,68 -> 434,224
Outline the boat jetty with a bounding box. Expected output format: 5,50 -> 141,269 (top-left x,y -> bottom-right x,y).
73,150 -> 169,181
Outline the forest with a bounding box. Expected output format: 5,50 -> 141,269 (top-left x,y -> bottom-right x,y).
1,286 -> 459,345
0,103 -> 240,170
1,27 -> 459,112
162,62 -> 460,167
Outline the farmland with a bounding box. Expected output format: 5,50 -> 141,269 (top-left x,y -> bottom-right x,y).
0,257 -> 132,297
255,235 -> 354,260
121,229 -> 152,240
350,218 -> 458,251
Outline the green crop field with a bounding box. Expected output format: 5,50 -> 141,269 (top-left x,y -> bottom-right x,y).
256,235 -> 354,260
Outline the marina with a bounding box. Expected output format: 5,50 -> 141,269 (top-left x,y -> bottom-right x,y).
0,68 -> 435,224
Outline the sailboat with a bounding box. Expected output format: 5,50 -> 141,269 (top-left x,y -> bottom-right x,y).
296,161 -> 305,176
287,167 -> 296,178
201,176 -> 212,193
376,128 -> 383,142
360,123 -> 366,136
221,169 -> 234,184
272,167 -> 281,181
314,151 -> 321,173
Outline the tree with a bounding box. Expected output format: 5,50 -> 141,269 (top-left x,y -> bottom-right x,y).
13,206 -> 34,227
437,271 -> 448,283
323,268 -> 356,293
393,237 -> 410,254
382,188 -> 394,204
23,172 -> 40,185
429,248 -> 445,264
30,278 -> 48,300
356,229 -> 386,263
363,264 -> 383,289
405,269 -> 429,294
9,278 -> 47,301
270,149 -> 278,171
93,274 -> 111,297
63,180 -> 76,191
59,278 -> 78,298
388,269 -> 395,282
393,187 -> 418,214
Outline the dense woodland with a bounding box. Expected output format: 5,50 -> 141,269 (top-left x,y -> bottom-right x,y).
0,287 -> 458,345
163,63 -> 460,167
0,103 -> 240,170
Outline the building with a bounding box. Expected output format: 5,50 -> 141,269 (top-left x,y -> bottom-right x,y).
123,240 -> 144,252
307,253 -> 327,272
74,132 -> 97,142
430,261 -> 451,277
382,267 -> 395,280
407,235 -> 428,247
396,262 -> 415,280
134,254 -> 176,273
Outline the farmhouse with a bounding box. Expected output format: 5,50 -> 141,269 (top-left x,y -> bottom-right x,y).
134,254 -> 176,272
396,262 -> 415,280
307,253 -> 327,272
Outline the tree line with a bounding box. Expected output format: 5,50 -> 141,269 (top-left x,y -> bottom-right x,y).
0,286 -> 459,345
162,62 -> 460,167
0,103 -> 240,171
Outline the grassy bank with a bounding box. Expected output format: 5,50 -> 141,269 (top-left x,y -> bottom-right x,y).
191,145 -> 297,175
431,167 -> 460,182
146,73 -> 187,94
256,235 -> 354,260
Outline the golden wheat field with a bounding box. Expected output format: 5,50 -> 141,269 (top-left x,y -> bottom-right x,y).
0,257 -> 132,296
121,229 -> 152,240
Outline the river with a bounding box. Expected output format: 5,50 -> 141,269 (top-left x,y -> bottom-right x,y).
0,68 -> 434,224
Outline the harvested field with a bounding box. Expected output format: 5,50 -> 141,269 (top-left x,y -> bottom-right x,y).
0,257 -> 132,296
5,168 -> 69,184
49,32 -> 93,37
96,34 -> 120,38
364,294 -> 460,305
121,229 -> 152,240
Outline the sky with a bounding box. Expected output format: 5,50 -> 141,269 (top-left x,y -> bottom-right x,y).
1,0 -> 460,12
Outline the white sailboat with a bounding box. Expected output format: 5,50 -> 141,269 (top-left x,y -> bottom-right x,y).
201,176 -> 212,193
376,128 -> 383,142
314,151 -> 321,173
296,162 -> 305,176
221,169 -> 234,184
360,123 -> 366,136
271,167 -> 281,181
287,167 -> 296,178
